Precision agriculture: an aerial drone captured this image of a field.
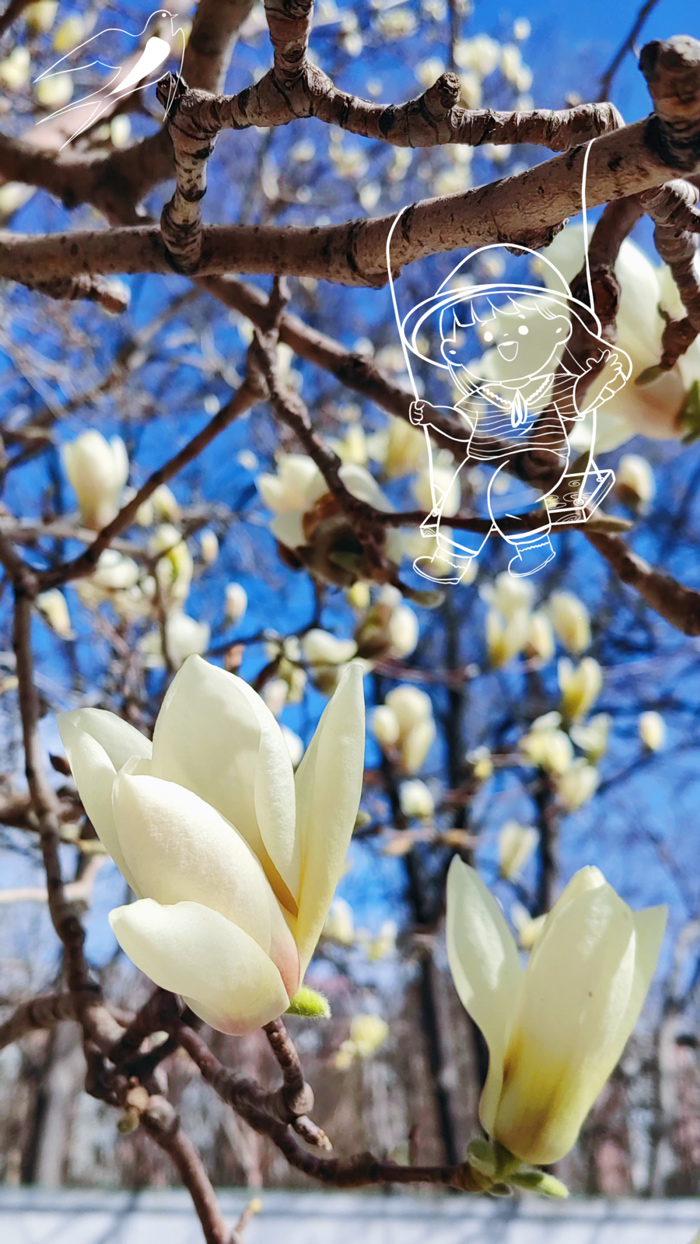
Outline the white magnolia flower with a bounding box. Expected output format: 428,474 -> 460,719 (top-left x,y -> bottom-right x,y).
639,710 -> 665,752
540,226 -> 700,450
486,608 -> 529,669
481,572 -> 534,621
399,778 -> 435,820
525,611 -> 555,662
570,713 -> 611,763
549,592 -> 590,656
413,455 -> 461,517
63,432 -> 129,531
376,685 -> 436,774
140,612 -> 210,670
149,525 -> 193,610
368,417 -> 426,479
498,821 -> 538,880
258,453 -> 401,583
511,902 -> 546,952
354,587 -> 419,663
556,760 -> 599,812
58,657 -> 365,1034
558,657 -> 602,721
136,484 -> 180,527
302,629 -> 357,667
520,716 -> 573,775
447,859 -> 666,1164
25,1 -> 58,33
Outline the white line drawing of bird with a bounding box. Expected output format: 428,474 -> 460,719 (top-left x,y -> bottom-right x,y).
33,8 -> 186,151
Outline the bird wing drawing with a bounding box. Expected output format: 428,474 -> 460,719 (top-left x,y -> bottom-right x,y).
33,9 -> 186,150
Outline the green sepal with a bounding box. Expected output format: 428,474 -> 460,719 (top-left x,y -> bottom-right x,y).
285,986 -> 331,1019
466,1137 -> 497,1177
510,1168 -> 570,1198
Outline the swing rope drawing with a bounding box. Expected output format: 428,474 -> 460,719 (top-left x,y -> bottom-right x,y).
386,138 -> 633,581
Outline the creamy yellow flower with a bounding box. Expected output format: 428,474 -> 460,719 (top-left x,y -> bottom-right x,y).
486,608 -> 529,668
399,778 -> 434,820
139,613 -> 210,671
63,432 -> 129,531
556,760 -> 599,812
639,710 -> 665,752
380,685 -> 436,774
58,657 -> 365,1034
549,592 -> 590,655
224,583 -> 248,625
499,822 -> 538,880
558,657 -> 602,721
447,859 -> 666,1165
37,589 -> 74,640
525,611 -> 555,662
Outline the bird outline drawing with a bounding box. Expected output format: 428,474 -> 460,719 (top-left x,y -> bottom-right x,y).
33,8 -> 186,150
386,197 -> 633,583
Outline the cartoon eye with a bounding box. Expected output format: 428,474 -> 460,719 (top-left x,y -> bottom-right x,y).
555,327 -> 563,333
483,331 -> 494,343
518,325 -> 529,336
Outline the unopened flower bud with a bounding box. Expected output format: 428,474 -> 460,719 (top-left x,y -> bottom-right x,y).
639,710 -> 664,752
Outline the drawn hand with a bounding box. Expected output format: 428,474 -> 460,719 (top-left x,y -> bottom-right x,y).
409,400 -> 427,426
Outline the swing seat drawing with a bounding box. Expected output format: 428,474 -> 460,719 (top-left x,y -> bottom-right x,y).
547,463 -> 615,526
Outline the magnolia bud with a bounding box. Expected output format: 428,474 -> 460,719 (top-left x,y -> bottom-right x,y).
0,47 -> 30,90
549,592 -> 590,655
37,589 -> 74,640
521,723 -> 573,775
511,903 -> 547,951
52,14 -> 86,50
556,760 -> 599,811
63,431 -> 129,531
25,1 -> 58,32
617,454 -> 655,509
483,572 -> 534,622
139,613 -> 210,671
36,72 -> 73,107
302,629 -> 357,667
498,822 -> 538,880
639,710 -> 665,752
224,583 -> 248,625
570,713 -> 610,763
525,611 -> 555,662
280,725 -> 304,768
398,778 -> 434,820
388,604 -> 419,659
200,531 -> 219,565
486,608 -> 528,668
467,746 -> 493,781
323,897 -> 355,945
372,704 -> 400,749
558,657 -> 602,721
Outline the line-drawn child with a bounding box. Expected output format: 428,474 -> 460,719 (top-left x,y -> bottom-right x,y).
389,241 -> 632,582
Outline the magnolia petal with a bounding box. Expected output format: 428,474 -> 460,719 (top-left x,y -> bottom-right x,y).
493,883 -> 639,1164
112,772 -> 299,995
57,708 -> 152,892
446,858 -> 523,1133
109,899 -> 291,1034
294,663 -> 365,976
271,512 -> 306,550
152,656 -> 300,910
614,904 -> 667,1056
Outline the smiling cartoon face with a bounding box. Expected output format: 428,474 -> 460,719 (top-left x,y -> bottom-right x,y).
440,293 -> 572,386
